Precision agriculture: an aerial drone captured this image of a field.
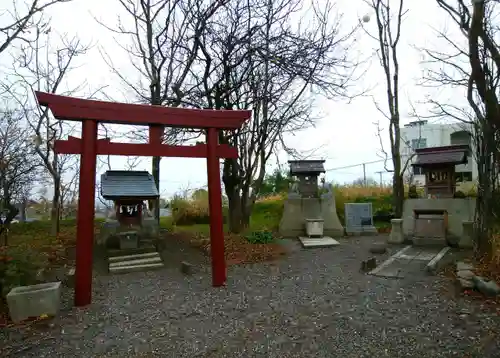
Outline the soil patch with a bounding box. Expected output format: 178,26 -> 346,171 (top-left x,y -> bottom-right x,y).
173,231 -> 287,265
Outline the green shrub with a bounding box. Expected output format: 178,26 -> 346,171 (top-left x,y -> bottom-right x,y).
245,230 -> 274,244
0,245 -> 45,298
454,190 -> 466,198
408,185 -> 419,198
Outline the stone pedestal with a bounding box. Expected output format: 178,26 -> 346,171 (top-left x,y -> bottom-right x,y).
97,219 -> 120,245
458,220 -> 474,249
387,219 -> 404,244
320,193 -> 344,237
279,194 -> 343,238
279,196 -> 303,238
142,217 -> 159,238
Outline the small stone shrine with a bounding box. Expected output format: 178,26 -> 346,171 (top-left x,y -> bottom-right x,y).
279,160 -> 344,248
412,144 -> 469,198
344,203 -> 377,235
99,170 -> 164,273
408,144 -> 470,246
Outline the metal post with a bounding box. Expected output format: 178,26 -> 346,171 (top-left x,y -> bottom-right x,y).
206,128 -> 226,286
363,163 -> 367,186
74,120 -> 98,306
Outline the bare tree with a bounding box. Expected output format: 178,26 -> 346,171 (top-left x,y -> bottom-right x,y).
421,0 -> 500,256
0,0 -> 72,56
98,0 -> 228,225
364,0 -> 407,218
0,107 -> 40,243
4,29 -> 89,235
191,0 -> 359,232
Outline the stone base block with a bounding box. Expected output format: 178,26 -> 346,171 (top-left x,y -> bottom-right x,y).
346,226 -> 378,236
413,237 -> 447,247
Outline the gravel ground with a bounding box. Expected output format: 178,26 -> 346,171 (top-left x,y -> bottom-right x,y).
1,236 -> 500,358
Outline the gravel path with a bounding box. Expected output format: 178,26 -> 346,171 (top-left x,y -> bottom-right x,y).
1,236 -> 500,357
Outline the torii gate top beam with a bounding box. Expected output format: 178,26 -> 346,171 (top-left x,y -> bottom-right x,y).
35,92 -> 251,129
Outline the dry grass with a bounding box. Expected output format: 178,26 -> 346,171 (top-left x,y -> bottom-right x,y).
332,184 -> 392,199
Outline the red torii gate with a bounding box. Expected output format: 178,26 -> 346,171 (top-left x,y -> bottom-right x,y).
35,91 -> 251,307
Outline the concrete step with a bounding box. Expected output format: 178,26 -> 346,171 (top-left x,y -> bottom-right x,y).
109,256 -> 163,267
108,252 -> 160,263
109,262 -> 164,274
107,246 -> 157,257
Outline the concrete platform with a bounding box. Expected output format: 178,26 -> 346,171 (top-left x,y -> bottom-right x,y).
299,236 -> 340,248
369,245 -> 451,278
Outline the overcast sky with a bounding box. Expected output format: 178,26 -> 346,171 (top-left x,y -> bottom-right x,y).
3,0 -> 463,198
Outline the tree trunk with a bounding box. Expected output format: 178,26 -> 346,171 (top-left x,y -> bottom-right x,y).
20,198 -> 26,222
474,130 -> 495,258
152,156 -> 161,226
51,176 -> 61,236
391,145 -> 405,218
393,175 -> 404,218
226,188 -> 243,234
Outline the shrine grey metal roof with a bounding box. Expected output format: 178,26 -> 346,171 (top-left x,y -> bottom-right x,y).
288,160 -> 326,175
100,171 -> 159,199
412,145 -> 469,167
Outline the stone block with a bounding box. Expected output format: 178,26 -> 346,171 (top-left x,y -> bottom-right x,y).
457,269 -> 474,280
369,243 -> 387,254
181,261 -> 194,275
459,221 -> 474,249
456,261 -> 474,271
387,219 -> 404,244
361,257 -> 377,272
457,278 -> 474,291
6,282 -> 62,323
474,276 -> 500,297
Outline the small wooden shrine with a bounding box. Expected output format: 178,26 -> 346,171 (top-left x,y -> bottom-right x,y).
411,144 -> 469,198
288,160 -> 326,198
100,170 -> 159,227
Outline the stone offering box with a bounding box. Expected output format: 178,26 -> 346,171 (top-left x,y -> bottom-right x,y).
344,203 -> 377,236
305,218 -> 324,237
117,230 -> 140,250
6,282 -> 62,323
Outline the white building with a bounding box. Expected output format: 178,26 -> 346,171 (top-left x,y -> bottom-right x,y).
400,120 -> 476,186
